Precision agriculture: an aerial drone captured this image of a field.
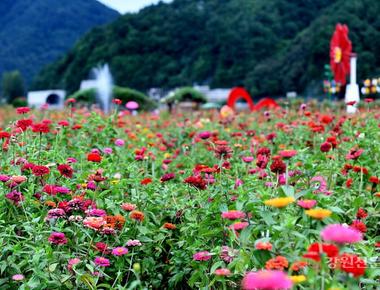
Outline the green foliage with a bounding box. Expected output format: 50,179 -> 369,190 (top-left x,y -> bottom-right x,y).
1,71 -> 25,103
33,0 -> 380,96
161,87 -> 207,104
0,0 -> 118,86
67,86 -> 157,111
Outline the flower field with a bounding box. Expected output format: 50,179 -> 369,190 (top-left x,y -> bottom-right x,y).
0,102 -> 379,289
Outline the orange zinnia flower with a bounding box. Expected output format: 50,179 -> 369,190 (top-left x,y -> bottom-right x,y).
163,223 -> 176,230
130,210 -> 144,222
305,209 -> 332,220
264,197 -> 295,208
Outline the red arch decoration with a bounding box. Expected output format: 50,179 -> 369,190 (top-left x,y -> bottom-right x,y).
226,87 -> 279,112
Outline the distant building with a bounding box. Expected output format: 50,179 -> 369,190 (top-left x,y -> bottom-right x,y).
27,90 -> 65,109
193,85 -> 231,103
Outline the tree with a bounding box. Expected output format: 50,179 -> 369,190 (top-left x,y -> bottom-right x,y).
2,71 -> 26,103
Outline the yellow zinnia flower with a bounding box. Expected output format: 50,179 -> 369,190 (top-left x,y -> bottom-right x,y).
305,208 -> 332,219
290,275 -> 306,283
264,197 -> 295,208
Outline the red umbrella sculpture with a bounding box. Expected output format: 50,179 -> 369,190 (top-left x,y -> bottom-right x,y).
330,24 -> 352,85
226,87 -> 279,112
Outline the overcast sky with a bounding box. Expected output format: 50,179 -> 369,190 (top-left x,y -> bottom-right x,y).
97,0 -> 172,13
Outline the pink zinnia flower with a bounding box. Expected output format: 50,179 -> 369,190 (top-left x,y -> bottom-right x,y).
112,247 -> 129,256
68,258 -> 81,271
94,257 -> 110,267
346,148 -> 364,160
229,222 -> 249,231
221,210 -> 246,220
279,150 -> 297,159
321,224 -> 363,244
242,156 -> 254,163
193,251 -> 212,261
126,239 -> 142,247
214,268 -> 231,276
115,139 -> 125,147
121,203 -> 137,211
103,147 -> 113,154
242,270 -> 292,290
297,199 -> 317,209
12,274 -> 24,281
48,232 -> 67,245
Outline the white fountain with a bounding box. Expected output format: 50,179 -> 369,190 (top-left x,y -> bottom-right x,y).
92,64 -> 113,114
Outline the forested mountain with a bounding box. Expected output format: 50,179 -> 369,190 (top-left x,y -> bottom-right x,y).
0,0 -> 118,84
33,0 -> 380,96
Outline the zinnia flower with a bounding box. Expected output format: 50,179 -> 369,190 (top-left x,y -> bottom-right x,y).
265,256 -> 289,270
94,257 -> 110,267
214,268 -> 231,276
221,210 -> 246,220
129,210 -> 144,222
12,274 -> 24,281
321,224 -> 363,244
297,199 -> 317,209
193,251 -> 212,261
48,232 -> 67,245
264,197 -> 295,208
83,217 -> 106,230
126,239 -> 142,247
303,243 -> 339,262
242,270 -> 292,290
255,241 -> 273,251
112,247 -> 129,256
305,208 -> 332,219
338,253 -> 366,277
87,153 -> 102,162
121,203 -> 137,211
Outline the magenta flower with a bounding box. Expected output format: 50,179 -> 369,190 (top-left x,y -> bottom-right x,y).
5,190 -> 24,205
242,270 -> 292,290
193,251 -> 212,261
321,224 -> 363,244
198,131 -> 212,139
112,247 -> 129,256
94,257 -> 110,267
242,156 -> 254,163
48,232 -> 68,245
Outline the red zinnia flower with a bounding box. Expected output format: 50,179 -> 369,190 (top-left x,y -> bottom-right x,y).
356,208 -> 368,219
320,142 -> 332,153
87,153 -> 102,163
338,253 -> 366,277
57,164 -> 74,178
350,220 -> 367,233
140,177 -> 152,185
32,123 -> 50,134
16,107 -> 30,114
303,243 -> 339,262
184,175 -> 207,190
32,165 -> 50,176
270,157 -> 286,174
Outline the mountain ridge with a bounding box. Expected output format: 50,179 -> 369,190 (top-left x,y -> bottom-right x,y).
0,0 -> 119,85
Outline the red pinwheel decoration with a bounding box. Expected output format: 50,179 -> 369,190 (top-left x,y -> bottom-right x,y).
330,24 -> 352,85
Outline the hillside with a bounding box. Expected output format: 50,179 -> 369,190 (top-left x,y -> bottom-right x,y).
33,0 -> 380,96
0,0 -> 119,84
